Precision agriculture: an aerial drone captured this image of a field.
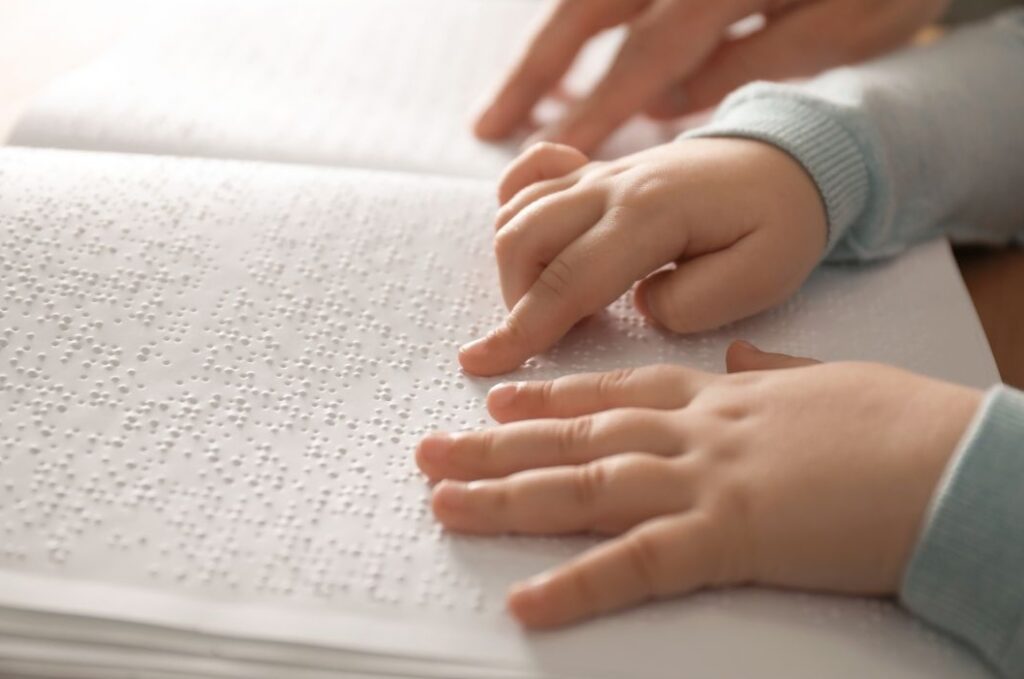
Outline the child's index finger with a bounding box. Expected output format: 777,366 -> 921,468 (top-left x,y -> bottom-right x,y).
461,201 -> 685,377
458,282 -> 579,377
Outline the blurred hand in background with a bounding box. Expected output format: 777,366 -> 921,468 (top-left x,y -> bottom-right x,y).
473,0 -> 949,153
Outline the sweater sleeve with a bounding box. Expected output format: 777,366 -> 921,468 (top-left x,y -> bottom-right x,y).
900,385 -> 1024,678
682,9 -> 1024,262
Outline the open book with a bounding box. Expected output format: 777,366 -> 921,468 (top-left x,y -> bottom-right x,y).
0,1 -> 999,677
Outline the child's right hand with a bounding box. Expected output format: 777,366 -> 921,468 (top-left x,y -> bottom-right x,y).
422,342 -> 984,628
459,139 -> 829,376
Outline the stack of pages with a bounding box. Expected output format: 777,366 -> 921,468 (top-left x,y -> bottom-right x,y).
0,1 -> 999,677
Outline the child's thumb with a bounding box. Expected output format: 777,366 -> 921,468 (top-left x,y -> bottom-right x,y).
725,340 -> 820,373
634,242 -> 790,335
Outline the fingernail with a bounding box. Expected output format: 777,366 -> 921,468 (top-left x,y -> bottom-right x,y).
434,480 -> 469,511
507,583 -> 545,625
508,572 -> 552,611
459,336 -> 487,357
488,382 -> 521,409
470,91 -> 501,131
734,340 -> 758,351
417,433 -> 453,466
508,579 -> 533,601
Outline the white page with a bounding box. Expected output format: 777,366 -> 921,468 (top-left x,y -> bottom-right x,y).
0,631 -> 533,679
8,0 -> 694,178
0,148 -> 996,678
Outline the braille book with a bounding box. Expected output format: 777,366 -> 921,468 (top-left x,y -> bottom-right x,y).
0,1 -> 999,678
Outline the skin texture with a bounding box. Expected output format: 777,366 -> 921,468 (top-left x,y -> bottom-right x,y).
459,139 -> 828,377
474,0 -> 950,153
418,341 -> 983,629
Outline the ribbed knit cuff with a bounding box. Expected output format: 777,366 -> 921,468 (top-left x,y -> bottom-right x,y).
901,385 -> 1024,678
681,87 -> 870,257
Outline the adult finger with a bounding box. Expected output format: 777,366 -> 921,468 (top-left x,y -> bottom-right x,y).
507,514 -> 725,627
646,0 -> 916,119
416,408 -> 685,482
474,0 -> 645,141
497,142 -> 590,206
540,2 -> 737,153
486,364 -> 712,423
724,340 -> 820,373
430,453 -> 691,535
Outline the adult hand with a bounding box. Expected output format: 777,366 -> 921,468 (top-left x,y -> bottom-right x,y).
474,0 -> 948,153
458,138 -> 827,376
417,342 -> 982,628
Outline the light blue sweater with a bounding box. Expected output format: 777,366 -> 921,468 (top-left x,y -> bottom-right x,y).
686,10 -> 1024,677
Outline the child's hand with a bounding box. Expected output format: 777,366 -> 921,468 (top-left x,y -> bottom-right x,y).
459,139 -> 827,376
418,341 -> 982,629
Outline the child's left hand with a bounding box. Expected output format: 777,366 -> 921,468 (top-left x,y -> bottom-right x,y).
416,341 -> 982,629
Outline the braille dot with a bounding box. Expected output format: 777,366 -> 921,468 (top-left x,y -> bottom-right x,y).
0,147 -> 915,637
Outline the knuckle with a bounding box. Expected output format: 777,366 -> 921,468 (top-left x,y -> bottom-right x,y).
622,528 -> 666,598
563,566 -> 600,617
709,400 -> 750,423
511,144 -> 557,181
558,416 -> 594,459
474,429 -> 498,464
613,173 -> 658,208
535,257 -> 577,304
493,224 -> 522,260
595,366 -> 635,401
575,160 -> 618,187
572,457 -> 607,508
609,173 -> 674,218
611,409 -> 662,437
685,419 -> 747,468
612,450 -> 670,479
494,202 -> 518,231
666,454 -> 699,488
495,181 -> 563,233
499,311 -> 536,355
694,385 -> 754,423
488,482 -> 511,516
535,378 -> 557,408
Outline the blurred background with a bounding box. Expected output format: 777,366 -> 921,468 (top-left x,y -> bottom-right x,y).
3,0 -> 1021,136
